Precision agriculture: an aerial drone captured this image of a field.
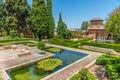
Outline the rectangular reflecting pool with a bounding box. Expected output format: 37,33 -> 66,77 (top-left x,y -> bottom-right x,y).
8,49 -> 88,80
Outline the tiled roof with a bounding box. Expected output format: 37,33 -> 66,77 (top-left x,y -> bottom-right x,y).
91,17 -> 103,21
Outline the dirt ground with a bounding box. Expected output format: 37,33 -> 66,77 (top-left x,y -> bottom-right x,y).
89,64 -> 108,80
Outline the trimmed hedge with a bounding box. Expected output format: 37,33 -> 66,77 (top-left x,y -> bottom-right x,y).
96,54 -> 120,80
96,54 -> 119,65
37,41 -> 45,50
48,38 -> 66,46
0,38 -> 33,43
106,64 -> 120,80
81,41 -> 120,52
70,68 -> 95,80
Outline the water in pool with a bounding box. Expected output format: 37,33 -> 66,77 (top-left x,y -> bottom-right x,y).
8,49 -> 87,80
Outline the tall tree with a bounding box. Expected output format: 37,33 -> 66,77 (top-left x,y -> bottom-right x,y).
0,0 -> 6,36
22,4 -> 32,38
5,0 -> 30,37
57,13 -> 71,39
105,6 -> 120,43
31,0 -> 46,40
46,0 -> 55,39
81,21 -> 89,38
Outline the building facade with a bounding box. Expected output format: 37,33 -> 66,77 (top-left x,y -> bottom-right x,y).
83,17 -> 112,42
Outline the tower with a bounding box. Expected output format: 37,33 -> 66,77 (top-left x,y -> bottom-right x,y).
90,17 -> 104,29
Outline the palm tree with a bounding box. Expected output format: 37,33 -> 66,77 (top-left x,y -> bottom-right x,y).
81,21 -> 89,38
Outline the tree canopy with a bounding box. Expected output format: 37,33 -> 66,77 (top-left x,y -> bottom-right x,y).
0,0 -> 6,36
31,0 -> 55,40
5,0 -> 30,37
57,13 -> 71,39
105,6 -> 120,43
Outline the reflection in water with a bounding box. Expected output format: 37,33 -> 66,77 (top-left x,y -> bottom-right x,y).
8,49 -> 87,80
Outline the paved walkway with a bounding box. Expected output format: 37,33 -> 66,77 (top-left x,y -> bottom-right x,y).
42,44 -> 101,80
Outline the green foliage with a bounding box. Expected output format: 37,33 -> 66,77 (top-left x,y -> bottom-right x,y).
57,13 -> 72,39
26,43 -> 36,47
48,38 -> 66,46
37,41 -> 45,50
48,38 -> 92,48
36,58 -> 62,71
70,68 -> 95,80
0,37 -> 32,43
81,21 -> 89,30
81,21 -> 89,38
31,0 -> 55,40
0,0 -> 6,36
70,74 -> 80,80
81,41 -> 120,52
96,54 -> 120,80
96,54 -> 120,65
10,30 -> 18,38
106,64 -> 120,80
46,0 -> 55,39
5,0 -> 31,37
105,6 -> 120,43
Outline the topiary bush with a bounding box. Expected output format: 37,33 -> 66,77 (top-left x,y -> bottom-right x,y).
37,41 -> 45,50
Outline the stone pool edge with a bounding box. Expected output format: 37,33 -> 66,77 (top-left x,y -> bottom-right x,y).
41,44 -> 102,80
0,52 -> 55,80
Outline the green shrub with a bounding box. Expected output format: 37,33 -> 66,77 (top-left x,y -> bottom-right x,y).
67,44 -> 79,48
96,54 -> 119,65
48,38 -> 66,46
81,41 -> 120,52
70,68 -> 95,80
37,41 -> 45,50
70,74 -> 80,80
26,43 -> 36,47
0,37 -> 32,43
106,64 -> 120,80
10,30 -> 18,38
13,37 -> 19,41
96,54 -> 120,80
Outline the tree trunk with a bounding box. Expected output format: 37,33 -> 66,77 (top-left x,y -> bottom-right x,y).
6,29 -> 10,36
86,28 -> 87,38
37,34 -> 42,41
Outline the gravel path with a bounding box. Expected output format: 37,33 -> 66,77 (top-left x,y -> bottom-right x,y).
89,64 -> 108,80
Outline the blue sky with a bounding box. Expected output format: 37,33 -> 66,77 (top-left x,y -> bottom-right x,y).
28,0 -> 120,28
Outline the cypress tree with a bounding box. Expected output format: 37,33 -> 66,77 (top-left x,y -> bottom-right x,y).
31,0 -> 46,40
46,0 -> 55,39
0,0 -> 6,36
57,13 -> 71,39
